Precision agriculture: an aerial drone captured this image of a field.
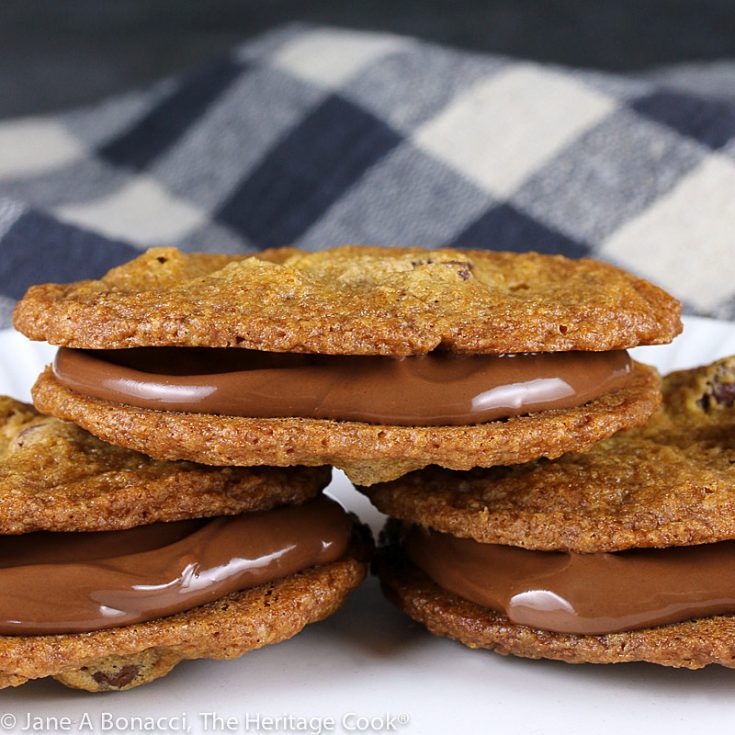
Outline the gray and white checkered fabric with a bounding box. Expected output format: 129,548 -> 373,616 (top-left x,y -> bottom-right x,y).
1,24 -> 733,328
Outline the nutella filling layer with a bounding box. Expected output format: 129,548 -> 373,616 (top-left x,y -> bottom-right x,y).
53,347 -> 633,426
0,496 -> 351,635
405,527 -> 735,635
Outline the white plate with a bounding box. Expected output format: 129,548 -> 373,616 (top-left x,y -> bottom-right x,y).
0,315 -> 734,735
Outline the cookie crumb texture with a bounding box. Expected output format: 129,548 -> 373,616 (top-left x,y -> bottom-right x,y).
0,396 -> 329,533
378,552 -> 735,669
14,246 -> 681,356
0,539 -> 368,691
366,356 -> 735,549
32,362 -> 660,486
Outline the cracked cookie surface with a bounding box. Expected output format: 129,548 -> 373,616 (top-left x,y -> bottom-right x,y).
0,535 -> 368,691
14,246 -> 681,356
0,396 -> 329,533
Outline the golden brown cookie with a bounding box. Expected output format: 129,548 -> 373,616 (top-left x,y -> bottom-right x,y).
363,357 -> 735,549
1,531 -> 369,691
14,246 -> 681,356
377,551 -> 735,669
369,357 -> 735,667
32,361 -> 661,486
0,395 -> 329,533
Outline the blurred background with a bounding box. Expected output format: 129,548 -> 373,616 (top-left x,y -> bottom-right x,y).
4,0 -> 735,119
1,0 -> 733,325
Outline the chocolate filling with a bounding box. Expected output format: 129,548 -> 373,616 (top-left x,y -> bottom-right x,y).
0,496 -> 351,635
405,527 -> 735,635
53,347 -> 633,426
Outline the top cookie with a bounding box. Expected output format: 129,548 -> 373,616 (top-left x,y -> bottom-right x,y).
364,356 -> 735,552
13,246 -> 681,356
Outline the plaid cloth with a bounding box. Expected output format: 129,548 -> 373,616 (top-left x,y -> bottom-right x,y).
1,24 -> 734,330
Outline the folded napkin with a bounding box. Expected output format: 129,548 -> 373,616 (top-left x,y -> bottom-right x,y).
1,24 -> 733,328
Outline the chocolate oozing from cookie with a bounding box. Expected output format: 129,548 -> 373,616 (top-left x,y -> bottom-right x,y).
0,496 -> 352,634
366,356 -> 735,656
2,539 -> 370,691
405,526 -> 735,635
364,357 -> 735,548
53,347 -> 634,426
376,549 -> 735,669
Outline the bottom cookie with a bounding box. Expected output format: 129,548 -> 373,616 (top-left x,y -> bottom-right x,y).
32,361 -> 660,486
1,531 -> 369,692
376,549 -> 735,669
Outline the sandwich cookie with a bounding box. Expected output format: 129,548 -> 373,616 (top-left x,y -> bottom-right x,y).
15,246 -> 681,485
364,357 -> 735,668
0,397 -> 369,691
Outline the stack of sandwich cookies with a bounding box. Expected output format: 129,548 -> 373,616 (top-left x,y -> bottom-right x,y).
0,397 -> 369,691
14,246 -> 681,486
9,242 -> 684,686
364,357 -> 735,669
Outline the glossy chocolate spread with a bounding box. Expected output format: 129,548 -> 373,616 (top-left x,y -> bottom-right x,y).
405,527 -> 735,634
0,496 -> 352,635
53,347 -> 633,426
